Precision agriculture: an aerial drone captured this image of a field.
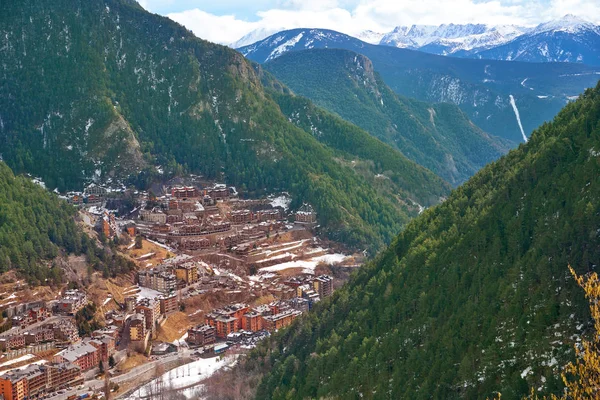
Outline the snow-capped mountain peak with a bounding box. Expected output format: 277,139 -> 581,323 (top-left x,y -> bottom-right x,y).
355,30 -> 385,44
531,14 -> 598,35
234,15 -> 600,66
380,22 -> 527,52
229,27 -> 286,49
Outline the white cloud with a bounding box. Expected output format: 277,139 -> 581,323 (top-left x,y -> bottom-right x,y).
163,0 -> 600,45
167,9 -> 255,44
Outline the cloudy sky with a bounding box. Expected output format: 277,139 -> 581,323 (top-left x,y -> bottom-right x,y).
137,0 -> 600,45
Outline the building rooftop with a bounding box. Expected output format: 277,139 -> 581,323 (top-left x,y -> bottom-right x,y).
56,342 -> 97,363
189,324 -> 215,333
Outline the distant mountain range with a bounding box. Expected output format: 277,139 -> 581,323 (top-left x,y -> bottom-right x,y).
232,15 -> 600,65
238,28 -> 600,143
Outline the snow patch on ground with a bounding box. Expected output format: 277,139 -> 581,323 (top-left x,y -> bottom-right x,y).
0,354 -> 36,367
172,332 -> 188,347
268,193 -> 292,211
259,253 -> 347,274
31,177 -> 46,189
146,238 -> 176,252
123,285 -> 162,301
125,355 -> 238,399
267,33 -> 304,61
509,95 -> 528,142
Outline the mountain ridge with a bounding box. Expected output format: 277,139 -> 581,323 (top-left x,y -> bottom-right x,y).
0,0 -> 450,251
233,15 -> 600,65
249,79 -> 600,400
264,48 -> 512,185
238,28 -> 600,143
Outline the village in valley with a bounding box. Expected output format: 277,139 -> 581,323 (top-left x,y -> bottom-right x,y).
0,177 -> 361,400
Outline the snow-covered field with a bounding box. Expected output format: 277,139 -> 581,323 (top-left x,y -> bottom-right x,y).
173,332 -> 189,347
0,354 -> 36,367
125,355 -> 237,399
268,193 -> 292,210
124,285 -> 162,301
259,253 -> 347,274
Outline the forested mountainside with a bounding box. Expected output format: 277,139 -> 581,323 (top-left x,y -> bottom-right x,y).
0,0 -> 449,251
239,28 -> 600,143
251,82 -> 600,399
264,90 -> 445,209
0,162 -> 134,285
265,49 -> 512,186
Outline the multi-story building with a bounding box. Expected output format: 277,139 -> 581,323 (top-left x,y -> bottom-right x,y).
268,301 -> 290,316
56,290 -> 88,315
0,368 -> 28,400
295,204 -> 317,224
139,209 -> 167,224
85,184 -> 107,197
262,310 -> 302,332
290,297 -> 310,313
253,304 -> 272,317
24,328 -> 54,345
171,186 -> 198,199
4,301 -> 46,319
175,262 -> 199,284
0,363 -> 80,400
129,313 -> 146,342
11,306 -> 50,329
45,362 -> 82,392
124,296 -> 137,312
0,335 -> 26,351
219,234 -> 242,249
67,193 -> 84,206
180,238 -> 211,250
186,324 -> 216,346
205,304 -> 249,338
205,186 -> 229,200
88,336 -> 115,362
214,316 -> 237,338
241,225 -> 263,240
137,269 -> 178,293
53,342 -> 99,371
0,362 -> 82,400
92,326 -> 120,340
242,311 -> 264,332
96,211 -> 117,239
86,194 -> 102,205
257,209 -> 282,222
21,365 -> 46,398
229,210 -> 253,224
313,275 -> 333,298
297,284 -> 320,305
135,299 -> 160,336
158,294 -> 178,315
49,320 -> 80,343
28,306 -> 50,323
